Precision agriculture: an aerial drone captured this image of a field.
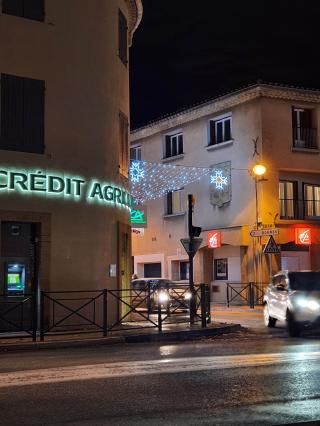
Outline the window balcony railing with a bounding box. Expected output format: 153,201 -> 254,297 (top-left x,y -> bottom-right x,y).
279,198 -> 320,220
292,127 -> 318,149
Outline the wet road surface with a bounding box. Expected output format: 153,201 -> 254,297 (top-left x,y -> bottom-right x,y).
1,310 -> 320,425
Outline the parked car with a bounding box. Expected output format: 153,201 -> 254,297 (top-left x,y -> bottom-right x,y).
263,271 -> 320,336
131,278 -> 191,311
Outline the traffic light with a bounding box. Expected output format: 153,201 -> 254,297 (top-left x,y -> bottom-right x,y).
191,226 -> 202,237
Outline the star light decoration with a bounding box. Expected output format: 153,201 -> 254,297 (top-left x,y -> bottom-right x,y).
210,170 -> 228,190
129,160 -> 210,204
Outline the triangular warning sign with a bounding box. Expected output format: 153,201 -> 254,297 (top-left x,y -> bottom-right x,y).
263,235 -> 280,254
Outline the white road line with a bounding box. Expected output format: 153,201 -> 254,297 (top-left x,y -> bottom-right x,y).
0,351 -> 320,388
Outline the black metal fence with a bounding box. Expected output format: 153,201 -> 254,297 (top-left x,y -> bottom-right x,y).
0,294 -> 37,341
226,282 -> 267,308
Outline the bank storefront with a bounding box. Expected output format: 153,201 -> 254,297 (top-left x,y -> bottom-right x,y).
0,165 -> 132,335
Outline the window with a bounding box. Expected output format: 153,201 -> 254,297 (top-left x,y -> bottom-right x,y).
165,190 -> 184,215
179,261 -> 189,280
119,111 -> 129,177
304,184 -> 320,217
164,132 -> 183,158
0,74 -> 45,154
144,263 -> 161,278
279,181 -> 297,219
292,107 -> 317,149
118,9 -> 128,65
209,116 -> 232,145
214,258 -> 228,280
130,145 -> 141,161
2,0 -> 45,21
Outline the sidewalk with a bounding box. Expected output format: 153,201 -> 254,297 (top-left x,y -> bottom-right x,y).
0,321 -> 242,352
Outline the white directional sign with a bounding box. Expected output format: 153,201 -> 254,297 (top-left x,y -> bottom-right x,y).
263,236 -> 280,254
250,228 -> 279,237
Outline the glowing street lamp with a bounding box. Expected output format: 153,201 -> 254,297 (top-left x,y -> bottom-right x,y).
252,164 -> 266,177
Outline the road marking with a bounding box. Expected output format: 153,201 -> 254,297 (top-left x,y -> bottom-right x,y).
1,351 -> 320,388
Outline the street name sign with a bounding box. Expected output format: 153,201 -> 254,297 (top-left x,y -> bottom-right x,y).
180,238 -> 203,258
263,235 -> 280,254
250,228 -> 279,237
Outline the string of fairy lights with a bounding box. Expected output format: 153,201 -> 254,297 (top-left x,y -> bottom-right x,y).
129,160 -> 230,204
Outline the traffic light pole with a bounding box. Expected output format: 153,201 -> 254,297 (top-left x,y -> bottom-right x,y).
188,194 -> 196,324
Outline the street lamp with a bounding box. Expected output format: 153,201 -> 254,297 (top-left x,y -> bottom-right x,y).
251,163 -> 267,285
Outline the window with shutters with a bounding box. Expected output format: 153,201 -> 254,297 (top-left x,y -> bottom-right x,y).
292,107 -> 317,149
164,132 -> 183,159
279,180 -> 298,219
119,111 -> 129,177
208,115 -> 232,146
118,9 -> 128,66
0,74 -> 45,154
2,0 -> 45,22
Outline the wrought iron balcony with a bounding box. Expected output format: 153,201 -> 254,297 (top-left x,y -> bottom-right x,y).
292,127 -> 318,149
280,198 -> 320,220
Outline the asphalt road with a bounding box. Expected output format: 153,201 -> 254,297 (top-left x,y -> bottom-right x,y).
1,312 -> 320,425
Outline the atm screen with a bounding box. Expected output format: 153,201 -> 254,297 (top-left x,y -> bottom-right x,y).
6,264 -> 25,293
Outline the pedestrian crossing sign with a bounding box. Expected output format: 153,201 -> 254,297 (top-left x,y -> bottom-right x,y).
263,235 -> 280,254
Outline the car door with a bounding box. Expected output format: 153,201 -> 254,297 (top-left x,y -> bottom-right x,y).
267,275 -> 281,318
273,274 -> 289,320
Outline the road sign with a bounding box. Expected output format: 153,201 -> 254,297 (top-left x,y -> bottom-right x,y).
180,237 -> 203,257
250,228 -> 279,237
263,235 -> 280,254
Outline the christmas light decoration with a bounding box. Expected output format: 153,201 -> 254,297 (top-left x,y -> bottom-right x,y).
129,160 -> 210,204
210,170 -> 228,190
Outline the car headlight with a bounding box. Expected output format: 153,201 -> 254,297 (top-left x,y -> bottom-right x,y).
296,298 -> 320,311
184,292 -> 192,300
158,292 -> 169,303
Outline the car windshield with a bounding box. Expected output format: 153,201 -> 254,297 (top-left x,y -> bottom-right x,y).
288,272 -> 320,291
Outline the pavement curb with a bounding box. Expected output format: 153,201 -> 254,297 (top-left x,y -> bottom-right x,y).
0,324 -> 241,352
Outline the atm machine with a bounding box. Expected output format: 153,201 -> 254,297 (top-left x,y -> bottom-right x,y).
5,263 -> 26,295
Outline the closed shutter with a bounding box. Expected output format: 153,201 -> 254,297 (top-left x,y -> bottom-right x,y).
167,192 -> 173,215
209,120 -> 215,145
23,77 -> 45,153
2,0 -> 23,16
23,0 -> 45,22
118,9 -> 128,65
0,74 -> 24,151
165,135 -> 171,157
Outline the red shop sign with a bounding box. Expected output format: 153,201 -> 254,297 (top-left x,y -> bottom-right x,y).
208,231 -> 221,248
295,228 -> 311,245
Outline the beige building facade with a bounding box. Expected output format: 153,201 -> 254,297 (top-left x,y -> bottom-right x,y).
0,0 -> 142,306
131,84 -> 320,302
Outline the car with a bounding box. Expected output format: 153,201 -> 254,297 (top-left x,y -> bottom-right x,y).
263,270 -> 320,337
131,278 -> 192,312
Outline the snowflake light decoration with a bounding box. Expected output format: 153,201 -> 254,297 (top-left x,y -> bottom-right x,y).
210,170 -> 228,190
130,161 -> 145,183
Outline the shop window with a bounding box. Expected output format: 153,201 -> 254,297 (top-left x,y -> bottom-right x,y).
209,116 -> 232,145
0,74 -> 45,154
118,9 -> 128,66
165,189 -> 184,215
2,0 -> 45,21
279,181 -> 298,219
119,111 -> 129,177
214,258 -> 228,280
130,145 -> 141,161
164,132 -> 183,159
304,184 -> 320,217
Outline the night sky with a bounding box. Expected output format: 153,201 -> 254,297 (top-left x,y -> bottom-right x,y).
130,0 -> 320,129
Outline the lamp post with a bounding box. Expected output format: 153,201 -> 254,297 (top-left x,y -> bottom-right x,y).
252,163 -> 267,285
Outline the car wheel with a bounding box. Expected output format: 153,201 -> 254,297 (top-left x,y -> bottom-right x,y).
263,303 -> 277,327
287,311 -> 301,337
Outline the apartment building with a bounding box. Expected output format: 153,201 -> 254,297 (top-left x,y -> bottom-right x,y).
131,84 -> 320,300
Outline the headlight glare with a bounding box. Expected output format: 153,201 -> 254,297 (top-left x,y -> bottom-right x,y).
184,292 -> 192,300
158,292 -> 169,303
296,298 -> 320,311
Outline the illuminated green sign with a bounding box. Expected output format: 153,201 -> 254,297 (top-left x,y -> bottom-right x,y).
131,206 -> 147,227
0,167 -> 133,210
